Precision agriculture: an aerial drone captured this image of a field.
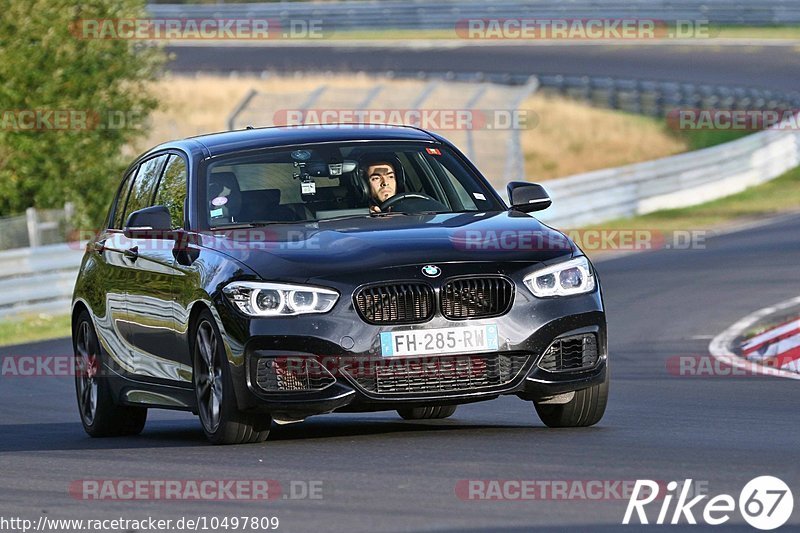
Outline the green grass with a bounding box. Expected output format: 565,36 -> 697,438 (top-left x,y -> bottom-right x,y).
713,25 -> 800,40
612,109 -> 754,154
669,128 -> 752,151
583,165 -> 800,233
0,314 -> 72,348
327,29 -> 457,40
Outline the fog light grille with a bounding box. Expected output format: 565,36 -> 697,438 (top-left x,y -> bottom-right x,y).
538,334 -> 599,372
255,357 -> 335,392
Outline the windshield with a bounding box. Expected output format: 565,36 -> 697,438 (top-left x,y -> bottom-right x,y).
203,142 -> 503,228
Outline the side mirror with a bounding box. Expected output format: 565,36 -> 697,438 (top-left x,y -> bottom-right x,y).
507,181 -> 552,213
124,205 -> 173,239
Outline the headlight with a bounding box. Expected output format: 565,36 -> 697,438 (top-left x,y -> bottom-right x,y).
523,256 -> 596,298
223,282 -> 339,317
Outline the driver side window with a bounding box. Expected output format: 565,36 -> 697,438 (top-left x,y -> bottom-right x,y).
154,155 -> 187,229
122,155 -> 168,226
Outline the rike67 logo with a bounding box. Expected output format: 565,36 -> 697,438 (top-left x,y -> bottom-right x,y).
623,477 -> 794,530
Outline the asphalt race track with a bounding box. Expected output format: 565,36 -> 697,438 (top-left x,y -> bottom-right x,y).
1,213 -> 798,531
166,43 -> 800,92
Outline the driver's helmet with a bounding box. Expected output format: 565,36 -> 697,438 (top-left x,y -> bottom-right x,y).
355,152 -> 406,207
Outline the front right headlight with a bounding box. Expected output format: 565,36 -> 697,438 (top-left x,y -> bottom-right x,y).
523,256 -> 596,298
223,281 -> 339,317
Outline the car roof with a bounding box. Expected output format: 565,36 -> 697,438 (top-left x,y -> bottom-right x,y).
150,124 -> 441,159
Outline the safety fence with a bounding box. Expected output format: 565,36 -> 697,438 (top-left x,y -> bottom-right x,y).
0,203 -> 75,252
227,74 -> 540,185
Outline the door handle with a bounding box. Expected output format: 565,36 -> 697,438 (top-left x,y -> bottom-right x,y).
123,246 -> 139,262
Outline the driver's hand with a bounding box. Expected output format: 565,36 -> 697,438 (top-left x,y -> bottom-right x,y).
370,205 -> 382,213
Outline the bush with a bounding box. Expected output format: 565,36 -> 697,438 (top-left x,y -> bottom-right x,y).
0,0 -> 166,226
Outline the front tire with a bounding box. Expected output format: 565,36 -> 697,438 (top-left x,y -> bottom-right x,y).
397,405 -> 458,420
73,310 -> 147,437
192,310 -> 271,444
534,371 -> 609,428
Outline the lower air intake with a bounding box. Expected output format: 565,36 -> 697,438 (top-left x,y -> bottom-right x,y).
347,352 -> 530,395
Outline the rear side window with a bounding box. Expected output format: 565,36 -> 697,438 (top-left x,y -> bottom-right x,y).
121,155 -> 167,226
154,155 -> 188,229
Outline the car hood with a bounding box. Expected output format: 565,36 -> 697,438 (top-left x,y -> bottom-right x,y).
204,211 -> 575,282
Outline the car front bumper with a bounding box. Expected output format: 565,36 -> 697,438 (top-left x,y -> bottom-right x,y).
216,263 -> 607,421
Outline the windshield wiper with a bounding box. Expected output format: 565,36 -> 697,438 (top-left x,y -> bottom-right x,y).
210,221 -> 297,231
317,214 -> 373,223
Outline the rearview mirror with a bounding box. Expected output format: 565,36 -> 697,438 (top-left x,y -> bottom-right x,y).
507,182 -> 552,213
124,205 -> 173,239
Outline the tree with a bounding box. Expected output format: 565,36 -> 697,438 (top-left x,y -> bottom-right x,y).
0,0 -> 166,226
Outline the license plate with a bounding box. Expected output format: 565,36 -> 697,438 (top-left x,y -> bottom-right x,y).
380,324 -> 498,357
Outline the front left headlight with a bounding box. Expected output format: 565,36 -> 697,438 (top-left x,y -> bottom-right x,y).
223,281 -> 339,317
523,256 -> 596,298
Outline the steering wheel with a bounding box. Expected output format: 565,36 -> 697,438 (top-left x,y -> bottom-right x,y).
379,192 -> 439,212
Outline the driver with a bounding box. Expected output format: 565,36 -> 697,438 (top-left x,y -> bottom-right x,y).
365,159 -> 397,213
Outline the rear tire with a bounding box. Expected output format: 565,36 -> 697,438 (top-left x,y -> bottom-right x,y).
73,310 -> 147,437
397,405 -> 458,420
192,310 -> 271,444
534,371 -> 609,428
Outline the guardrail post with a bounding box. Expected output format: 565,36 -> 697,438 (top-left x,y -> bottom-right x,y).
504,76 -> 539,180
464,84 -> 489,159
226,88 -> 259,130
26,207 -> 40,248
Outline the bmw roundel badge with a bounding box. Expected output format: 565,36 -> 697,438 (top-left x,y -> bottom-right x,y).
422,265 -> 441,278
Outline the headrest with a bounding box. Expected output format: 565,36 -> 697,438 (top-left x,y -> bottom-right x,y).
208,171 -> 242,221
245,188 -> 281,206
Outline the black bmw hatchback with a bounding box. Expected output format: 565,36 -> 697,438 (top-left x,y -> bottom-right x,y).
71,125 -> 608,444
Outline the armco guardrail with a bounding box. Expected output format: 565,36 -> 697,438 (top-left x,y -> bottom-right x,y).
148,1 -> 800,27
536,114 -> 800,228
536,75 -> 800,119
0,243 -> 84,319
379,71 -> 800,120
